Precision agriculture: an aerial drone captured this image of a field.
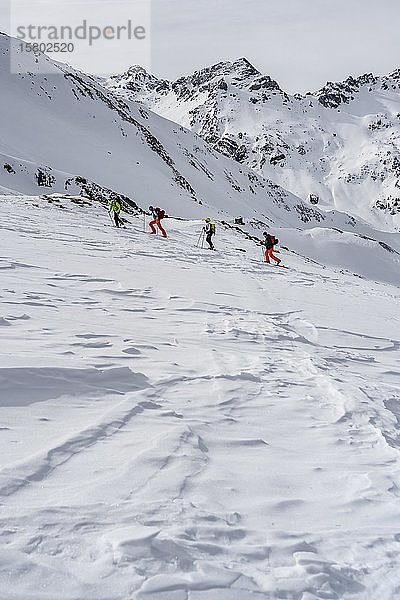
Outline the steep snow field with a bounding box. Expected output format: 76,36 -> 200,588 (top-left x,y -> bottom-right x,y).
1,196 -> 400,599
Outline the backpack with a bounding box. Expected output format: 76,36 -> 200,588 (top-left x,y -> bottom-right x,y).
157,209 -> 166,220
264,234 -> 276,249
210,223 -> 216,235
110,200 -> 121,213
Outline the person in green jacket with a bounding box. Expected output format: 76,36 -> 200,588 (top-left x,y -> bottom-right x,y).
109,199 -> 122,228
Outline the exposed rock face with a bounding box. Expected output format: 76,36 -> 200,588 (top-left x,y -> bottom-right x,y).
35,167 -> 56,188
2,158 -> 140,213
315,73 -> 380,108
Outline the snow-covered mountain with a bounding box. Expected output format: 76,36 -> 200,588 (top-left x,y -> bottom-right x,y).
0,33 -> 331,230
105,59 -> 400,230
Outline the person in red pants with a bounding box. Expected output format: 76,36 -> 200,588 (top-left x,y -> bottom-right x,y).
263,232 -> 281,265
149,206 -> 167,238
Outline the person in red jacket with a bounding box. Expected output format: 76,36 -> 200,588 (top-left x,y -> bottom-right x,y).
149,206 -> 167,238
263,232 -> 281,265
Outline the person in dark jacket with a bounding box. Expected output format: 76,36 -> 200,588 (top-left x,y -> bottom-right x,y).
149,206 -> 167,238
203,217 -> 216,250
263,232 -> 281,265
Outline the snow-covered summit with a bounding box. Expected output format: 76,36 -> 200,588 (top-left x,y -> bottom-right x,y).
315,69 -> 400,108
105,57 -> 281,103
106,65 -> 169,95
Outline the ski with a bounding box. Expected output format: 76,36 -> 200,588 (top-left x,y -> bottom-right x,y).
264,262 -> 289,269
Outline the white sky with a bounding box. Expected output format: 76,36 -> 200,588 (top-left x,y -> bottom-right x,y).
1,0 -> 399,92
151,0 -> 400,92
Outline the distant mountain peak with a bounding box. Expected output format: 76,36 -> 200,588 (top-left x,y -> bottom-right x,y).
126,65 -> 150,77
314,68 -> 400,108
173,58 -> 261,87
230,57 -> 260,75
106,65 -> 169,94
106,57 -> 283,101
167,58 -> 283,101
314,72 -> 381,108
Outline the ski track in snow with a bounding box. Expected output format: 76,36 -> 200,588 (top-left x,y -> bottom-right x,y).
0,198 -> 400,599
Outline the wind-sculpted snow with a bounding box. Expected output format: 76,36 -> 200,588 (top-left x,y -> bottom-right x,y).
0,366 -> 148,407
0,196 -> 399,599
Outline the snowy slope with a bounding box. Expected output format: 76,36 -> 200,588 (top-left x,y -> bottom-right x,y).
1,195 -> 400,599
105,60 -> 400,230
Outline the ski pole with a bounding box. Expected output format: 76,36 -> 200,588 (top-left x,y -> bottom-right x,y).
196,229 -> 206,248
196,229 -> 203,247
143,212 -> 146,232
